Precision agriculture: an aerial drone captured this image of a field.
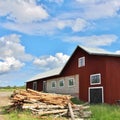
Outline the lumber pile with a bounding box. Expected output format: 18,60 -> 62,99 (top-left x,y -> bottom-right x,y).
9,89 -> 91,119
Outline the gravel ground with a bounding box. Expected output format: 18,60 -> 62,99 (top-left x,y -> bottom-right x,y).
0,92 -> 12,120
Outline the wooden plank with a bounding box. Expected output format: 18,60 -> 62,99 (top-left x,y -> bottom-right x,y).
38,109 -> 68,115
68,102 -> 75,120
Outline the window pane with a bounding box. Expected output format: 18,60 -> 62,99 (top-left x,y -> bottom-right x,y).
90,74 -> 101,85
69,79 -> 74,86
59,80 -> 64,87
78,57 -> 85,67
52,81 -> 56,88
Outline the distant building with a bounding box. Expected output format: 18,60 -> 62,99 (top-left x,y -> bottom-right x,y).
26,45 -> 120,104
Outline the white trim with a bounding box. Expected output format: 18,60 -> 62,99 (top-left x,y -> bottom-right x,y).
88,86 -> 104,103
59,79 -> 64,87
68,78 -> 75,87
51,81 -> 56,88
78,56 -> 85,67
90,73 -> 101,85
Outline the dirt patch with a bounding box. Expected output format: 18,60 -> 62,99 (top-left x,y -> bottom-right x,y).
0,92 -> 12,120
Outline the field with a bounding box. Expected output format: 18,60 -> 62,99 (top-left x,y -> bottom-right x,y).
1,88 -> 120,120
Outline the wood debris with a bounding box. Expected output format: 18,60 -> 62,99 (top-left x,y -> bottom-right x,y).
8,89 -> 91,119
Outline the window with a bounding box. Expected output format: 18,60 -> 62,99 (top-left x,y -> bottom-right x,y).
69,78 -> 75,86
59,80 -> 64,87
78,57 -> 85,67
33,82 -> 37,90
51,81 -> 56,88
90,73 -> 101,85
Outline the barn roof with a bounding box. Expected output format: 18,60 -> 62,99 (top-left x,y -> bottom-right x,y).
27,45 -> 120,82
27,67 -> 63,82
79,45 -> 120,56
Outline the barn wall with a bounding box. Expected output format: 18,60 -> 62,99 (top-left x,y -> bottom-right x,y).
26,81 -> 33,89
26,80 -> 43,91
37,80 -> 43,91
46,74 -> 79,97
86,55 -> 107,102
106,57 -> 120,104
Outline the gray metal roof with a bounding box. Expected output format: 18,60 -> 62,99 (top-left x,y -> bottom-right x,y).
27,67 -> 63,82
27,45 -> 120,82
79,45 -> 120,56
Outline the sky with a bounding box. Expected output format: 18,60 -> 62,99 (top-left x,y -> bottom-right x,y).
1,0 -> 120,86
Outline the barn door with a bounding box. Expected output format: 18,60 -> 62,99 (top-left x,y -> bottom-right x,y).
89,87 -> 104,104
33,82 -> 37,90
43,81 -> 47,92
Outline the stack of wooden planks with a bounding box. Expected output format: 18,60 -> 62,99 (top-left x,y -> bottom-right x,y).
9,89 -> 91,119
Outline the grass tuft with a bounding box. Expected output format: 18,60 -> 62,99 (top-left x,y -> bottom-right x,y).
90,104 -> 120,120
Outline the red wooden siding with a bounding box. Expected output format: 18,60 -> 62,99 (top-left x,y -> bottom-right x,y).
105,57 -> 120,104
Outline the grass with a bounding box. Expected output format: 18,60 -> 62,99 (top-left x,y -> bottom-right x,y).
0,86 -> 25,92
1,106 -> 67,120
70,97 -> 84,104
90,104 -> 120,120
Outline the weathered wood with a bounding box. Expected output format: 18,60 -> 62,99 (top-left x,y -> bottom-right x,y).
22,103 -> 64,109
38,109 -> 68,115
68,102 -> 75,120
10,89 -> 92,119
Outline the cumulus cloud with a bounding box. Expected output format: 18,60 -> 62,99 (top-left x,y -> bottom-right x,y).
76,0 -> 120,19
0,57 -> 24,73
0,0 -> 48,23
33,53 -> 69,71
57,18 -> 88,32
64,34 -> 117,47
0,34 -> 33,73
2,18 -> 88,35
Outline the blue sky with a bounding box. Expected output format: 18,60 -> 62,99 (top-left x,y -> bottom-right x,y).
0,0 -> 120,86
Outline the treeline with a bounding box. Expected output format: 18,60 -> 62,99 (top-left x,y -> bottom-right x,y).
0,85 -> 25,89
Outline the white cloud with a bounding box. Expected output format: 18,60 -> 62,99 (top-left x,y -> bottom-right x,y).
76,0 -> 120,19
0,57 -> 24,73
0,34 -> 33,73
115,50 -> 120,54
57,18 -> 88,32
0,0 -> 48,23
48,0 -> 63,4
33,53 -> 69,71
64,34 -> 117,47
2,18 -> 88,35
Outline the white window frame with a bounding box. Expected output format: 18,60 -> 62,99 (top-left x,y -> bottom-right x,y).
68,78 -> 75,87
78,56 -> 85,67
33,81 -> 37,90
59,80 -> 64,87
88,86 -> 104,103
51,81 -> 56,88
90,73 -> 101,85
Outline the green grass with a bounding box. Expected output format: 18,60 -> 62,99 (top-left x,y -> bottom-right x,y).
2,107 -> 67,120
0,86 -> 25,92
90,104 -> 120,120
70,97 -> 84,104
5,110 -> 67,120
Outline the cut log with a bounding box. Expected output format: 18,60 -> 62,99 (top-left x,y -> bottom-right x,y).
22,103 -> 64,109
68,102 -> 75,120
38,109 -> 68,116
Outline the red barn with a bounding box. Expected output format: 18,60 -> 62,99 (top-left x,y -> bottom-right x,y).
26,45 -> 120,104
